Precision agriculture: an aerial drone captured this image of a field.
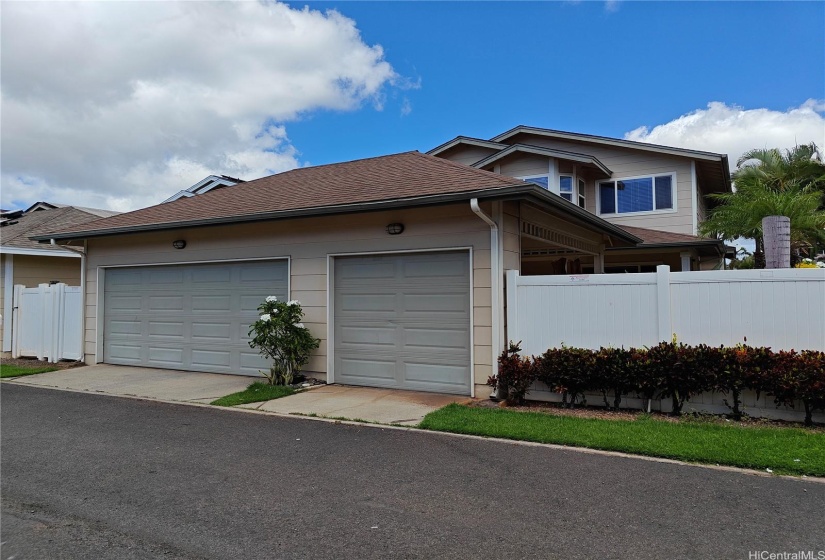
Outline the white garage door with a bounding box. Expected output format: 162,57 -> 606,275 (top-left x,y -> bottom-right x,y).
104,260 -> 288,375
333,251 -> 471,395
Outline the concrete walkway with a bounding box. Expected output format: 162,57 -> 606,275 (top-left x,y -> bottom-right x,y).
239,384 -> 468,425
3,365 -> 467,424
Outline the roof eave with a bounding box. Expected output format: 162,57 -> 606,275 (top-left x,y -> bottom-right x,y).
35,183 -> 641,246
35,185 -> 527,242
425,136 -> 507,156
491,126 -> 728,162
472,144 -> 612,177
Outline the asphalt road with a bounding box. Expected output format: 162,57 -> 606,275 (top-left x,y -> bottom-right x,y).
2,384 -> 824,560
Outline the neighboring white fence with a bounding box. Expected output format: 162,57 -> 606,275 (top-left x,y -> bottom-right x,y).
507,266 -> 825,357
12,283 -> 82,362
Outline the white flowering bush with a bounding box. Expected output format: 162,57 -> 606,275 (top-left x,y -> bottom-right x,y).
248,296 -> 320,386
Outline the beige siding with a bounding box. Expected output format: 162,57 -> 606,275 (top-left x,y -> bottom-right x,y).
84,203 -> 495,387
503,137 -> 696,235
13,254 -> 82,288
0,255 -> 5,351
498,153 -> 550,178
436,145 -> 499,167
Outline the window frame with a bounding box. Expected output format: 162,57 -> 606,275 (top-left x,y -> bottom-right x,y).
597,172 -> 678,216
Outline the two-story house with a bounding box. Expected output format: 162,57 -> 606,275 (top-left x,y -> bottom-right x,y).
428,126 -> 733,274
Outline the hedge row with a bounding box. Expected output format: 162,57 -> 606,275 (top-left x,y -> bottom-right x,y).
490,341 -> 825,425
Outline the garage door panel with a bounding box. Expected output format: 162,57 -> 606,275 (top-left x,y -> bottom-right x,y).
334,251 -> 471,395
108,320 -> 142,336
404,362 -> 467,386
239,352 -> 271,374
338,357 -> 397,382
404,327 -> 467,350
191,295 -> 232,312
339,325 -> 397,345
403,293 -> 469,313
148,269 -> 184,285
107,344 -> 141,362
104,260 -> 288,375
336,261 -> 396,281
147,321 -> 184,337
148,346 -> 183,365
403,258 -> 467,278
149,296 -> 184,311
338,293 -> 397,313
108,295 -> 142,312
191,349 -> 231,369
191,322 -> 232,340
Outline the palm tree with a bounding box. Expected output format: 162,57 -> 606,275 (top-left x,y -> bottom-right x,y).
700,143 -> 825,268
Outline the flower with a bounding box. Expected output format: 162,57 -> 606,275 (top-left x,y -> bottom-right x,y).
265,296 -> 278,302
294,322 -> 305,329
287,299 -> 300,306
259,314 -> 271,321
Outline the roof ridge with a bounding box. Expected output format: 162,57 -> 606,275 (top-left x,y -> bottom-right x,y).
277,150 -> 421,176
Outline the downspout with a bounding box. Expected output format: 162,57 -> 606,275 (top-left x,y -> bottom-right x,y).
470,199 -> 500,399
52,239 -> 86,363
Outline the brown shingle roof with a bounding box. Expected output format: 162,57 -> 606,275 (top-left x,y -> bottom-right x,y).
1,207 -> 119,251
43,151 -> 528,239
617,225 -> 720,245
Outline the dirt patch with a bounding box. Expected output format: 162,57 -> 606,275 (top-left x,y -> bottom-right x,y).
0,356 -> 85,371
468,398 -> 824,431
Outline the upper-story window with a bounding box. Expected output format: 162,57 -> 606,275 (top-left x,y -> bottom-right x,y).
522,174 -> 585,208
521,175 -> 550,190
598,174 -> 675,215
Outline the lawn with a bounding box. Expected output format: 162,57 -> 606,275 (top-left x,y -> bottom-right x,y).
211,382 -> 296,406
0,364 -> 59,378
419,404 -> 825,477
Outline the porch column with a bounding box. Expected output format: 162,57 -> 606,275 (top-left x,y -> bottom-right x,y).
594,245 -> 605,274
680,251 -> 692,272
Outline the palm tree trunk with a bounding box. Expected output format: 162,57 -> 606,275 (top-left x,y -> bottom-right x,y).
754,236 -> 766,269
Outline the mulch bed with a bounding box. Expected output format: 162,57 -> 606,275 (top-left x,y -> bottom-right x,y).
0,356 -> 85,371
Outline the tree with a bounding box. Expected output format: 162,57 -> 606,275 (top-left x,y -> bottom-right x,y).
700,143 -> 825,268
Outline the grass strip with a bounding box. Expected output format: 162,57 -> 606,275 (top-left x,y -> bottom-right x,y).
1,365 -> 59,378
211,382 -> 296,406
419,404 -> 825,477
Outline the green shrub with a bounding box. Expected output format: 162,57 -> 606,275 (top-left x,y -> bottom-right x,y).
248,296 -> 320,386
489,341 -> 535,404
767,350 -> 825,426
536,346 -> 596,408
715,344 -> 774,420
491,340 -> 824,424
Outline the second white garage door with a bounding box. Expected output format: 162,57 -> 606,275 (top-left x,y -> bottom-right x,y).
333,251 -> 472,395
103,260 -> 288,375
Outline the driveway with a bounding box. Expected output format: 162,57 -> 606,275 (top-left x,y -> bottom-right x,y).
4,364 -> 254,403
4,364 -> 465,424
2,384 -> 823,560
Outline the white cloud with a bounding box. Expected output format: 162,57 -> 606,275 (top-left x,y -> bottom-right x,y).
0,2 -> 398,211
625,100 -> 825,170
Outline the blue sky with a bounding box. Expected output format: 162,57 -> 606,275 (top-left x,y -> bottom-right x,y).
288,1 -> 825,165
1,1 -> 823,211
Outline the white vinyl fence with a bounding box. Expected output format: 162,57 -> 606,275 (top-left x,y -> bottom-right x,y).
12,283 -> 83,362
507,266 -> 825,356
505,266 -> 825,421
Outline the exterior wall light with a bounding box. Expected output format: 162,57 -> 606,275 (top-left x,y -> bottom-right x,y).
172,240 -> 187,249
386,223 -> 404,235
